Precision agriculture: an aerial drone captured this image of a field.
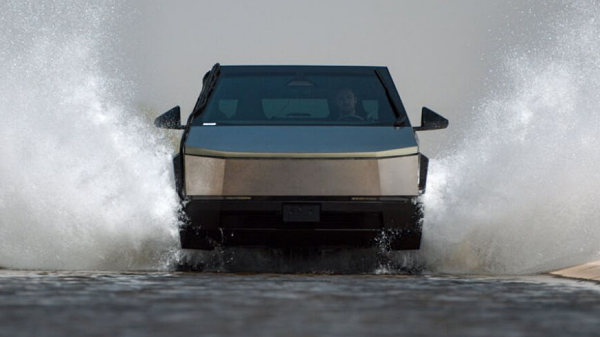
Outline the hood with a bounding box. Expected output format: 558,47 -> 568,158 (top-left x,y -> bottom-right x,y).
184,126 -> 418,158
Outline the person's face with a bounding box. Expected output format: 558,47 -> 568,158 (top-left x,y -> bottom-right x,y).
335,89 -> 357,114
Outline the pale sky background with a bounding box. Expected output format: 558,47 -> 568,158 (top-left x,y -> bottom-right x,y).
120,0 -> 563,151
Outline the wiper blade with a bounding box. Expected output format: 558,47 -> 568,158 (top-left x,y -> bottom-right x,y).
374,69 -> 405,127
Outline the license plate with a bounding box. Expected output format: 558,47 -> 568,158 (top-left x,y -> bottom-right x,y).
282,204 -> 320,222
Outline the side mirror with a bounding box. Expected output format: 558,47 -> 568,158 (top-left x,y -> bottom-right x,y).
414,107 -> 448,131
154,106 -> 184,129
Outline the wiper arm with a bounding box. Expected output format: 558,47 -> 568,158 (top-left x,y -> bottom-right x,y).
374,69 -> 406,127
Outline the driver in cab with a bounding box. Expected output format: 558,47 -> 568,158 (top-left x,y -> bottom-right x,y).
334,88 -> 361,120
333,88 -> 378,121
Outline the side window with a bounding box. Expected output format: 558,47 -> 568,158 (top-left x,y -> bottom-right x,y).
217,99 -> 237,119
361,100 -> 379,120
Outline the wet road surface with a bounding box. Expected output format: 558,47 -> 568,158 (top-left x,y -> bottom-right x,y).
1,271 -> 599,337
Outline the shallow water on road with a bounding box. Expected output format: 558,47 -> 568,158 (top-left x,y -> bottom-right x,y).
1,270 -> 599,337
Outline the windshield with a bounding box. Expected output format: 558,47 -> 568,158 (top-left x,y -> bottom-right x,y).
192,72 -> 402,126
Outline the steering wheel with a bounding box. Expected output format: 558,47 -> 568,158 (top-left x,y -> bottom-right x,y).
337,114 -> 364,121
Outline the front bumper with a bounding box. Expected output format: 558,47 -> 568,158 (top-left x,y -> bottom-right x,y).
180,197 -> 422,250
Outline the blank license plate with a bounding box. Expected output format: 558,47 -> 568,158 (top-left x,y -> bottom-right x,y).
282,204 -> 320,222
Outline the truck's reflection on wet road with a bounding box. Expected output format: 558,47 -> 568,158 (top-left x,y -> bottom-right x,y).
1,271 -> 599,337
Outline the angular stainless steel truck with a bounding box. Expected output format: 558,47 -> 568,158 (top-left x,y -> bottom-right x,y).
155,64 -> 448,251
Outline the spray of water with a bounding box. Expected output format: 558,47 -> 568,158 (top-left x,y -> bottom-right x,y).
4,0 -> 599,275
0,1 -> 180,270
421,2 -> 600,274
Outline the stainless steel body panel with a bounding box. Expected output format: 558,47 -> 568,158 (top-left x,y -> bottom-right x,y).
184,155 -> 419,196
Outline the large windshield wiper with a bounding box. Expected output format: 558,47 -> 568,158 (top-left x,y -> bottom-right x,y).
374,69 -> 406,127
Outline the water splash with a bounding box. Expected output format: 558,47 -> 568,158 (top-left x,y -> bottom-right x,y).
4,0 -> 600,275
0,1 -> 180,270
176,248 -> 421,274
421,2 -> 600,274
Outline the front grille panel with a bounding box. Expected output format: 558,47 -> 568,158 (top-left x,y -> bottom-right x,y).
184,155 -> 419,196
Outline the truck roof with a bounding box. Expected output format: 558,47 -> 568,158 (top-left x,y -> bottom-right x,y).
218,65 -> 389,74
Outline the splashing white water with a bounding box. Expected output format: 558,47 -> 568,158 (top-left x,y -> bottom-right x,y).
0,1 -> 180,270
4,0 -> 600,275
421,2 -> 600,274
